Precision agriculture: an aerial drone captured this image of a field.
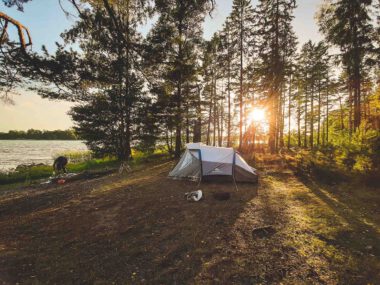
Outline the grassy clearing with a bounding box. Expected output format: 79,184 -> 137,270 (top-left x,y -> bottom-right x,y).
0,154 -> 378,284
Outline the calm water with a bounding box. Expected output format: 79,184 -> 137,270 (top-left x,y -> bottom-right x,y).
0,140 -> 87,172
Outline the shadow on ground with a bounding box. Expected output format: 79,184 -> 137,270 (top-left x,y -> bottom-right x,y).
0,157 -> 379,284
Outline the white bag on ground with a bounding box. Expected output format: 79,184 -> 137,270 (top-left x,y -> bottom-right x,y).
185,190 -> 203,202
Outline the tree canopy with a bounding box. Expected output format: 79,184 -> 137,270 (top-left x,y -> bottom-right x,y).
1,0 -> 379,167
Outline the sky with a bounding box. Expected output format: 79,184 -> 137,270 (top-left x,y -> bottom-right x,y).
0,0 -> 323,132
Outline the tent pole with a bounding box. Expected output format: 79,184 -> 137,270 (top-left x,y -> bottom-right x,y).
197,149 -> 203,188
233,151 -> 239,191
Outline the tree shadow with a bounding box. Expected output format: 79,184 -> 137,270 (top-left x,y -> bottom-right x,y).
0,163 -> 261,284
2,160 -> 377,284
295,175 -> 380,283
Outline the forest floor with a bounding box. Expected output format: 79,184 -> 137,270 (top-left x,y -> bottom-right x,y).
0,155 -> 379,284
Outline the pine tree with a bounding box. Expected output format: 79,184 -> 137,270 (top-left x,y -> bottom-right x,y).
228,0 -> 255,150
67,1 -> 152,160
295,40 -> 331,148
255,0 -> 297,153
318,0 -> 375,131
145,0 -> 211,157
9,1 -> 152,160
218,19 -> 234,147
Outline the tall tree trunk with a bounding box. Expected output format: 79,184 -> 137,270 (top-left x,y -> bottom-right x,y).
268,0 -> 280,153
326,77 -> 329,144
206,96 -> 212,145
174,22 -> 183,158
238,5 -> 244,150
194,86 -> 202,142
269,93 -> 277,152
352,17 -> 361,131
304,82 -> 308,148
186,105 -> 190,144
193,85 -> 202,142
124,3 -> 132,160
339,96 -> 344,130
349,84 -> 353,136
213,77 -> 216,146
353,68 -> 361,130
219,94 -> 224,146
287,75 -> 292,149
226,24 -> 232,148
297,89 -> 301,147
175,86 -> 182,158
310,85 -> 314,148
280,88 -> 285,148
317,79 -> 321,146
165,128 -> 173,155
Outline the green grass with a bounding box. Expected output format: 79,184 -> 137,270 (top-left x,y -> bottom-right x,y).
284,149 -> 380,186
0,158 -> 118,186
0,149 -> 170,188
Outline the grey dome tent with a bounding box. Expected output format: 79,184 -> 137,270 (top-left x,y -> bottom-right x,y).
168,143 -> 258,183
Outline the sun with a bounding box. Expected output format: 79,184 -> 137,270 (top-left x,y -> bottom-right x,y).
248,108 -> 266,124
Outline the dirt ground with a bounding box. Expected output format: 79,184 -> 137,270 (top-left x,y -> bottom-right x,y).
0,156 -> 379,284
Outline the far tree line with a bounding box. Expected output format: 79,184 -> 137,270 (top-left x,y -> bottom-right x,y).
0,0 -> 379,161
0,129 -> 78,140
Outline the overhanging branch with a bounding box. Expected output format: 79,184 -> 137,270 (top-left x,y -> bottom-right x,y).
0,11 -> 32,49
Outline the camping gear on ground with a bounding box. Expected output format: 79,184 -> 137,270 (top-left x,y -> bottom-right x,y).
185,190 -> 203,201
119,161 -> 132,174
212,192 -> 231,200
169,143 -> 258,185
42,169 -> 115,185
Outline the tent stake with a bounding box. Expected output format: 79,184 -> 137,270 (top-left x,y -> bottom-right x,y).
232,150 -> 238,191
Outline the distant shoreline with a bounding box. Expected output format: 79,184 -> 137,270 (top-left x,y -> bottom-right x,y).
0,129 -> 78,140
0,139 -> 80,141
0,140 -> 88,172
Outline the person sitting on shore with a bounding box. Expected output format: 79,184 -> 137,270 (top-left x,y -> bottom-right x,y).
53,156 -> 68,175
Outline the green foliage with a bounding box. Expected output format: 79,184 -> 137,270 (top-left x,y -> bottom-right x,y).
0,156 -> 118,185
291,150 -> 345,184
0,164 -> 54,185
317,0 -> 375,129
2,0 -> 378,160
144,0 -> 212,157
255,0 -> 297,152
62,2 -> 154,160
0,129 -> 78,140
288,128 -> 380,184
52,150 -> 93,163
0,148 -> 170,186
2,0 -> 31,11
353,154 -> 373,173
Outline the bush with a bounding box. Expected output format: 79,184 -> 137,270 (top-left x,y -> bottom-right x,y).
353,155 -> 373,173
0,164 -> 53,185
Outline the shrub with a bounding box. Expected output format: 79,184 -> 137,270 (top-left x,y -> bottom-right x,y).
353,155 -> 373,173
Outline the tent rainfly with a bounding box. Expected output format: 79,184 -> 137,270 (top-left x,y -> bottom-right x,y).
168,143 -> 258,183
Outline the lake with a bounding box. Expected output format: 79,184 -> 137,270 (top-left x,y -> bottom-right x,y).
0,140 -> 88,172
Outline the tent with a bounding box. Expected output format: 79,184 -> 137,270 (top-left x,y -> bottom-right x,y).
168,143 -> 258,183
